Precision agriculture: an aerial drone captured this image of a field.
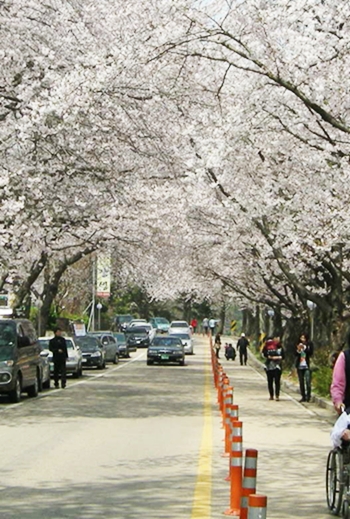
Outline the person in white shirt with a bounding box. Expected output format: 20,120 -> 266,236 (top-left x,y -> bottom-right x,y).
209,318 -> 215,336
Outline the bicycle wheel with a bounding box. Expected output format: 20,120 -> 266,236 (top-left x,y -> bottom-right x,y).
327,448 -> 345,515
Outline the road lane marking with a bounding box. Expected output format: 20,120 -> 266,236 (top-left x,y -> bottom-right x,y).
191,345 -> 212,519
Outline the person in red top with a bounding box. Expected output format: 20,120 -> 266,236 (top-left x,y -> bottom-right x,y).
190,318 -> 198,334
262,336 -> 284,401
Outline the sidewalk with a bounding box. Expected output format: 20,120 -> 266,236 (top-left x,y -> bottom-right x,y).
210,339 -> 336,518
246,345 -> 336,422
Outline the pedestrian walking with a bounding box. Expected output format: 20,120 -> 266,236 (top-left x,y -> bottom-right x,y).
214,333 -> 221,358
190,318 -> 198,334
262,337 -> 284,401
202,317 -> 209,336
49,327 -> 68,389
236,333 -> 249,365
295,332 -> 313,402
209,318 -> 216,336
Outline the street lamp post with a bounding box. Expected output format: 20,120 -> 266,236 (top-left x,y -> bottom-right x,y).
307,300 -> 316,341
96,302 -> 103,331
37,300 -> 42,337
267,308 -> 274,337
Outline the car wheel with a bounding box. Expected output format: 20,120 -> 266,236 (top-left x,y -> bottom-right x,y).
147,360 -> 153,366
27,375 -> 39,397
73,370 -> 79,378
113,354 -> 119,365
79,365 -> 83,377
9,376 -> 22,403
43,377 -> 50,389
179,359 -> 185,366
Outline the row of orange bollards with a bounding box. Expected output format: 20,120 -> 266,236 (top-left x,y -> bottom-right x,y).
210,336 -> 268,518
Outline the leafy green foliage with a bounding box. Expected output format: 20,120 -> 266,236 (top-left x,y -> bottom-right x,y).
310,347 -> 334,397
312,366 -> 332,397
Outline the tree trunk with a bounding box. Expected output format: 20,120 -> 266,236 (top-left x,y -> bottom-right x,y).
39,247 -> 96,335
218,302 -> 226,334
12,252 -> 47,314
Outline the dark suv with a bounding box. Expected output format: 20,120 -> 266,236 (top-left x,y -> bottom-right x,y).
115,315 -> 133,332
0,319 -> 42,402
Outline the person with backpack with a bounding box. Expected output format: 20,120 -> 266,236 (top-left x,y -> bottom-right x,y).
236,333 -> 249,365
262,336 -> 284,401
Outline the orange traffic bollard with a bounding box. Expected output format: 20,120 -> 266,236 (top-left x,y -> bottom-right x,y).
224,406 -> 239,481
222,387 -> 234,456
240,449 -> 258,519
247,494 -> 267,519
218,372 -> 229,411
224,420 -> 243,517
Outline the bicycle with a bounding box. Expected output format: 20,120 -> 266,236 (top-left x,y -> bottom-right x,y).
326,442 -> 350,517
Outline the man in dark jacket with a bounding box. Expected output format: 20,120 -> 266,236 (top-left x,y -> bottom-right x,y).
237,333 -> 249,365
49,328 -> 68,389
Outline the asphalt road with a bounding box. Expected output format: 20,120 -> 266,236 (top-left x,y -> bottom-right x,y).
0,336 -> 337,518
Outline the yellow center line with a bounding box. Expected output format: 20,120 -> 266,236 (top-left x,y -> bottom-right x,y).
191,346 -> 213,519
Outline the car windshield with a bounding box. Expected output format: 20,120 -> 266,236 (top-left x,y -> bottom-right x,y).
125,327 -> 148,336
118,316 -> 132,323
155,318 -> 169,324
171,322 -> 188,328
39,338 -> 74,350
0,322 -> 16,360
113,333 -> 126,344
170,333 -> 190,340
0,322 -> 16,347
38,339 -> 51,350
75,337 -> 100,351
66,340 -> 74,350
151,337 -> 182,347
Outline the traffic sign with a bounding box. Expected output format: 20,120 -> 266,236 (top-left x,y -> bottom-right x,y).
230,320 -> 237,332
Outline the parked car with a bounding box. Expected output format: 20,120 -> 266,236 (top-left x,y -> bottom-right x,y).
149,317 -> 170,334
112,332 -> 136,358
0,319 -> 43,402
147,336 -> 185,366
88,332 -> 119,364
125,326 -> 152,349
37,344 -> 51,389
168,321 -> 192,335
168,332 -> 194,354
38,336 -> 83,378
74,336 -> 106,369
114,314 -> 133,332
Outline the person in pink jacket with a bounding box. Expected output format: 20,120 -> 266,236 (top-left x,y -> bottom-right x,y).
331,349 -> 350,441
331,350 -> 350,414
